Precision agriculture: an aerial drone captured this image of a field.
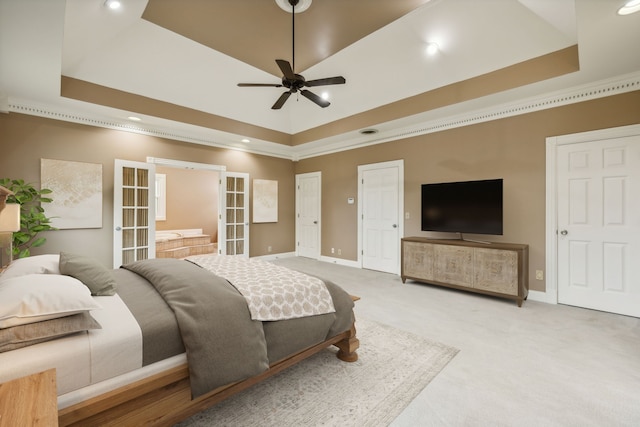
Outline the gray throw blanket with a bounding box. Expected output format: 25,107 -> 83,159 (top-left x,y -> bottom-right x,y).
122,258 -> 269,398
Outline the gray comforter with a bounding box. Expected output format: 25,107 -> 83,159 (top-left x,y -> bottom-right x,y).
119,258 -> 354,399
122,258 -> 269,397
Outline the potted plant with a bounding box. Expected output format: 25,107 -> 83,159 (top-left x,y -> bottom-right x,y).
0,178 -> 56,258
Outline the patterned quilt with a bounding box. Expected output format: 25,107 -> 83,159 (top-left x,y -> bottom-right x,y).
186,255 -> 336,321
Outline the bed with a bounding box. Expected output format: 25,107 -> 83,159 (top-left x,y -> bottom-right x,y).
0,253 -> 359,426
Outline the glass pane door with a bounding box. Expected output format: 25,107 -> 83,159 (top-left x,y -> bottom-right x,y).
113,160 -> 156,268
219,172 -> 249,257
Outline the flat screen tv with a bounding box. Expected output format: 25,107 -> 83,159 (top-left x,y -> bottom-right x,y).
421,179 -> 503,235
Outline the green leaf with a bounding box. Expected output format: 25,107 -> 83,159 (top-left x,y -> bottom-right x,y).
14,233 -> 30,243
3,177 -> 57,260
18,248 -> 30,258
31,237 -> 47,247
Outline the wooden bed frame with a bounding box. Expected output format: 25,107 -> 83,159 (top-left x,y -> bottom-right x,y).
58,322 -> 359,426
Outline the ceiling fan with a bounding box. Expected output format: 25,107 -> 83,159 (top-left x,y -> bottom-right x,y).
237,0 -> 346,110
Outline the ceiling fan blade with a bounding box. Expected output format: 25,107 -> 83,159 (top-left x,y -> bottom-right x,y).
304,76 -> 346,87
238,83 -> 283,87
275,59 -> 296,80
301,89 -> 330,108
272,91 -> 292,110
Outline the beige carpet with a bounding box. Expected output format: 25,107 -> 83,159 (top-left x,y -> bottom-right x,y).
175,318 -> 458,427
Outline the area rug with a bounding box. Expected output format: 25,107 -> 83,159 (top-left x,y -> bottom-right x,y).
175,318 -> 459,427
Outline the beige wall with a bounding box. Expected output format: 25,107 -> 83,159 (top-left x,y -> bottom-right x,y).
0,113 -> 295,266
156,166 -> 219,242
1,91 -> 638,290
295,91 -> 640,292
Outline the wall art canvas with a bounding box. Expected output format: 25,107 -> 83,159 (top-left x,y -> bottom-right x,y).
41,159 -> 103,229
253,179 -> 278,223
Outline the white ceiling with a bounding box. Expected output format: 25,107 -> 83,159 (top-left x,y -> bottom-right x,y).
1,0 -> 639,159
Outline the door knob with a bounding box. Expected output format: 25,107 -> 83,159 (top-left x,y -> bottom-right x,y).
313,221 -> 318,224
392,224 -> 398,228
560,230 -> 568,235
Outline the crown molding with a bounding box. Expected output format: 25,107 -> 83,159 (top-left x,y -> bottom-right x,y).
8,71 -> 640,161
289,71 -> 640,160
8,100 -> 295,160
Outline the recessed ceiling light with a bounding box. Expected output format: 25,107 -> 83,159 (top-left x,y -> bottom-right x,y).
127,116 -> 141,121
104,0 -> 122,10
618,0 -> 640,15
359,128 -> 378,135
425,42 -> 439,56
321,92 -> 329,100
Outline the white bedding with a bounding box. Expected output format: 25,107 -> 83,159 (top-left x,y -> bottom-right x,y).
58,353 -> 187,409
0,294 -> 143,397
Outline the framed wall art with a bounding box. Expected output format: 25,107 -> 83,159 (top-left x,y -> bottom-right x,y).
41,158 -> 103,229
252,179 -> 278,223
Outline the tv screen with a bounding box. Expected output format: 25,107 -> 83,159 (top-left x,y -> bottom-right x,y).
421,179 -> 503,235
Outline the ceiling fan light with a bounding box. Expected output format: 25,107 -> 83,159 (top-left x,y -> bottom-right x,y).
617,0 -> 640,15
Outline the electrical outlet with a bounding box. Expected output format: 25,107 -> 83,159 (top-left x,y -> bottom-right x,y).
331,248 -> 335,254
338,249 -> 342,255
267,246 -> 272,253
405,212 -> 410,219
535,270 -> 544,280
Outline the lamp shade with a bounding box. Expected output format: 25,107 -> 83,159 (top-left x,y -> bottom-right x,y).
0,203 -> 20,232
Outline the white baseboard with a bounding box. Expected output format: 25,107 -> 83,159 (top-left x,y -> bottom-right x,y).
318,256 -> 360,268
251,252 -> 296,261
527,289 -> 557,304
252,253 -> 360,269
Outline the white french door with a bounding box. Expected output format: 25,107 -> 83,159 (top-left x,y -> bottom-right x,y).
296,172 -> 321,259
359,160 -> 404,274
113,159 -> 156,268
219,172 -> 249,257
554,126 -> 640,317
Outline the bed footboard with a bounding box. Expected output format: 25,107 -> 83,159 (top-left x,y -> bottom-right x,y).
58,324 -> 359,427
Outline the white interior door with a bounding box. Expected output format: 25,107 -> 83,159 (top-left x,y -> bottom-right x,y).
296,172 -> 321,259
219,172 -> 249,257
113,159 -> 155,268
359,160 -> 403,274
556,132 -> 640,317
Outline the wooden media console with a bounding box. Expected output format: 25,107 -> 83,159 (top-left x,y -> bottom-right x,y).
401,237 -> 529,306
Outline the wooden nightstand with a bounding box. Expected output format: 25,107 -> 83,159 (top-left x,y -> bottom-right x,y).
0,369 -> 58,426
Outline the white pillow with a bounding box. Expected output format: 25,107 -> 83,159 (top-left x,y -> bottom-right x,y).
0,274 -> 101,328
0,254 -> 61,280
